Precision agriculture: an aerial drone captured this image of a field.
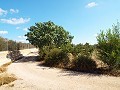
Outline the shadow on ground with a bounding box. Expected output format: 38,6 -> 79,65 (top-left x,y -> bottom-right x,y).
58,69 -> 103,77
13,56 -> 40,63
37,62 -> 103,77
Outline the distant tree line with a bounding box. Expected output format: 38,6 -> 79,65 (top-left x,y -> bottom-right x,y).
0,37 -> 35,51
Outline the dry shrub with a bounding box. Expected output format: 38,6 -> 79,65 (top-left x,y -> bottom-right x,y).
0,62 -> 17,86
0,73 -> 17,86
0,62 -> 12,73
72,55 -> 97,72
1,62 -> 12,67
0,67 -> 7,73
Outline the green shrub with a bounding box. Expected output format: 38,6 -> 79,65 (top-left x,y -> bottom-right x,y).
38,50 -> 45,59
96,22 -> 120,70
44,48 -> 69,67
73,55 -> 97,72
39,46 -> 51,59
61,43 -> 74,53
73,43 -> 94,57
38,45 -> 57,60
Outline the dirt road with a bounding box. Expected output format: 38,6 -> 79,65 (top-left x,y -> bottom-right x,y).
0,48 -> 120,90
0,51 -> 11,66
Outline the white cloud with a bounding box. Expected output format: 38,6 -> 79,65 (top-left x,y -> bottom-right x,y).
18,36 -> 27,39
18,36 -> 22,38
17,36 -> 28,43
94,34 -> 98,37
23,28 -> 28,31
16,27 -> 20,29
17,39 -> 28,43
0,18 -> 30,25
86,2 -> 98,8
10,9 -> 19,13
0,8 -> 7,16
0,30 -> 8,34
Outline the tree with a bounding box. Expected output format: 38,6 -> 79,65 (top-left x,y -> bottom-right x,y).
96,22 -> 120,70
0,37 -> 7,51
8,40 -> 17,51
25,21 -> 74,49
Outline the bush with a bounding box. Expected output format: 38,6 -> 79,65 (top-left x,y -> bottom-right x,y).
73,43 -> 94,57
73,55 -> 97,72
61,43 -> 74,53
0,62 -> 16,86
0,73 -> 16,86
44,48 -> 69,67
38,46 -> 56,60
7,50 -> 23,61
96,22 -> 120,70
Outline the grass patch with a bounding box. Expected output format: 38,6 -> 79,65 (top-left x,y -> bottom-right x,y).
0,67 -> 7,73
0,62 -> 12,73
0,62 -> 17,86
1,62 -> 12,67
0,73 -> 17,86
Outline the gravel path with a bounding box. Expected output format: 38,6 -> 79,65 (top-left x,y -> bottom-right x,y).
0,48 -> 120,90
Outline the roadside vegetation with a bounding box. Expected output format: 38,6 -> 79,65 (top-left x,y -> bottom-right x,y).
0,62 -> 17,86
0,37 -> 35,61
0,62 -> 11,73
96,22 -> 120,70
25,21 -> 119,76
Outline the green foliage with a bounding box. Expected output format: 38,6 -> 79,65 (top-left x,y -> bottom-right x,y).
44,48 -> 69,67
25,21 -> 74,49
96,22 -> 120,70
73,55 -> 97,72
73,43 -> 94,57
61,43 -> 74,53
38,46 -> 52,59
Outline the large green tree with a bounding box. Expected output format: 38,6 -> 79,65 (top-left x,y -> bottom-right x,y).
25,21 -> 74,49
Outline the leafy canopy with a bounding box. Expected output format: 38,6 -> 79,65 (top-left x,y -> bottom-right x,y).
25,21 -> 74,49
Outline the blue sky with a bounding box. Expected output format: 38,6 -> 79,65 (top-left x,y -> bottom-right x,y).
0,0 -> 120,44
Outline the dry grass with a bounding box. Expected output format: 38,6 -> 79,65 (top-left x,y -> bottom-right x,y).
0,62 -> 12,73
0,67 -> 7,73
0,73 -> 17,86
0,62 -> 17,86
92,50 -> 107,68
1,62 -> 12,67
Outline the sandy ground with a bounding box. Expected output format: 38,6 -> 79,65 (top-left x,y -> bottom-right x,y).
0,48 -> 120,90
0,51 -> 11,66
